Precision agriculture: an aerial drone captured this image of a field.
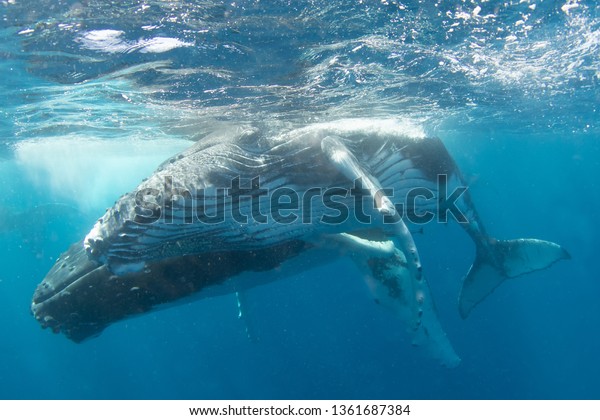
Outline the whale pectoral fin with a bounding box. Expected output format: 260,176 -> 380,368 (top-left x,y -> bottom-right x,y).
333,234 -> 460,368
459,238 -> 571,318
321,135 -> 424,284
321,135 -> 395,215
365,249 -> 460,368
320,138 -> 454,364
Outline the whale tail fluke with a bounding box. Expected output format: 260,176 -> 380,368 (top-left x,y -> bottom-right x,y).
459,238 -> 570,319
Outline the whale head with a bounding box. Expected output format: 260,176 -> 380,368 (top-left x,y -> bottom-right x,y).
31,243 -> 111,342
32,239 -> 308,342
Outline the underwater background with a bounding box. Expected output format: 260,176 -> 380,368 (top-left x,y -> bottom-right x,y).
0,0 -> 599,399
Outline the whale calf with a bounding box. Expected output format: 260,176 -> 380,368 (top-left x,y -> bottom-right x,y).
31,120 -> 569,366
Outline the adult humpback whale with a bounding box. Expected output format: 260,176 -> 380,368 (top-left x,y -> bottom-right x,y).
31,120 -> 569,366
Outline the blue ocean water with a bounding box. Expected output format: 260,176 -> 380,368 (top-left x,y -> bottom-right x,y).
0,0 -> 599,399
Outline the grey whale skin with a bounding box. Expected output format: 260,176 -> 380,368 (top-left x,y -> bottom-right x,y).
31,121 -> 569,366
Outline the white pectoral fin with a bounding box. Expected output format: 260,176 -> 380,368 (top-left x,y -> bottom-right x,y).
321,135 -> 423,284
319,134 -> 453,366
408,278 -> 461,368
321,135 -> 395,215
328,233 -> 397,257
336,234 -> 460,367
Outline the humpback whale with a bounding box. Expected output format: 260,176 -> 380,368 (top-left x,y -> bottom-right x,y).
31,120 -> 569,366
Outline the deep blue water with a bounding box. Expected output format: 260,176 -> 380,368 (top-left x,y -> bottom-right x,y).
0,0 -> 599,399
